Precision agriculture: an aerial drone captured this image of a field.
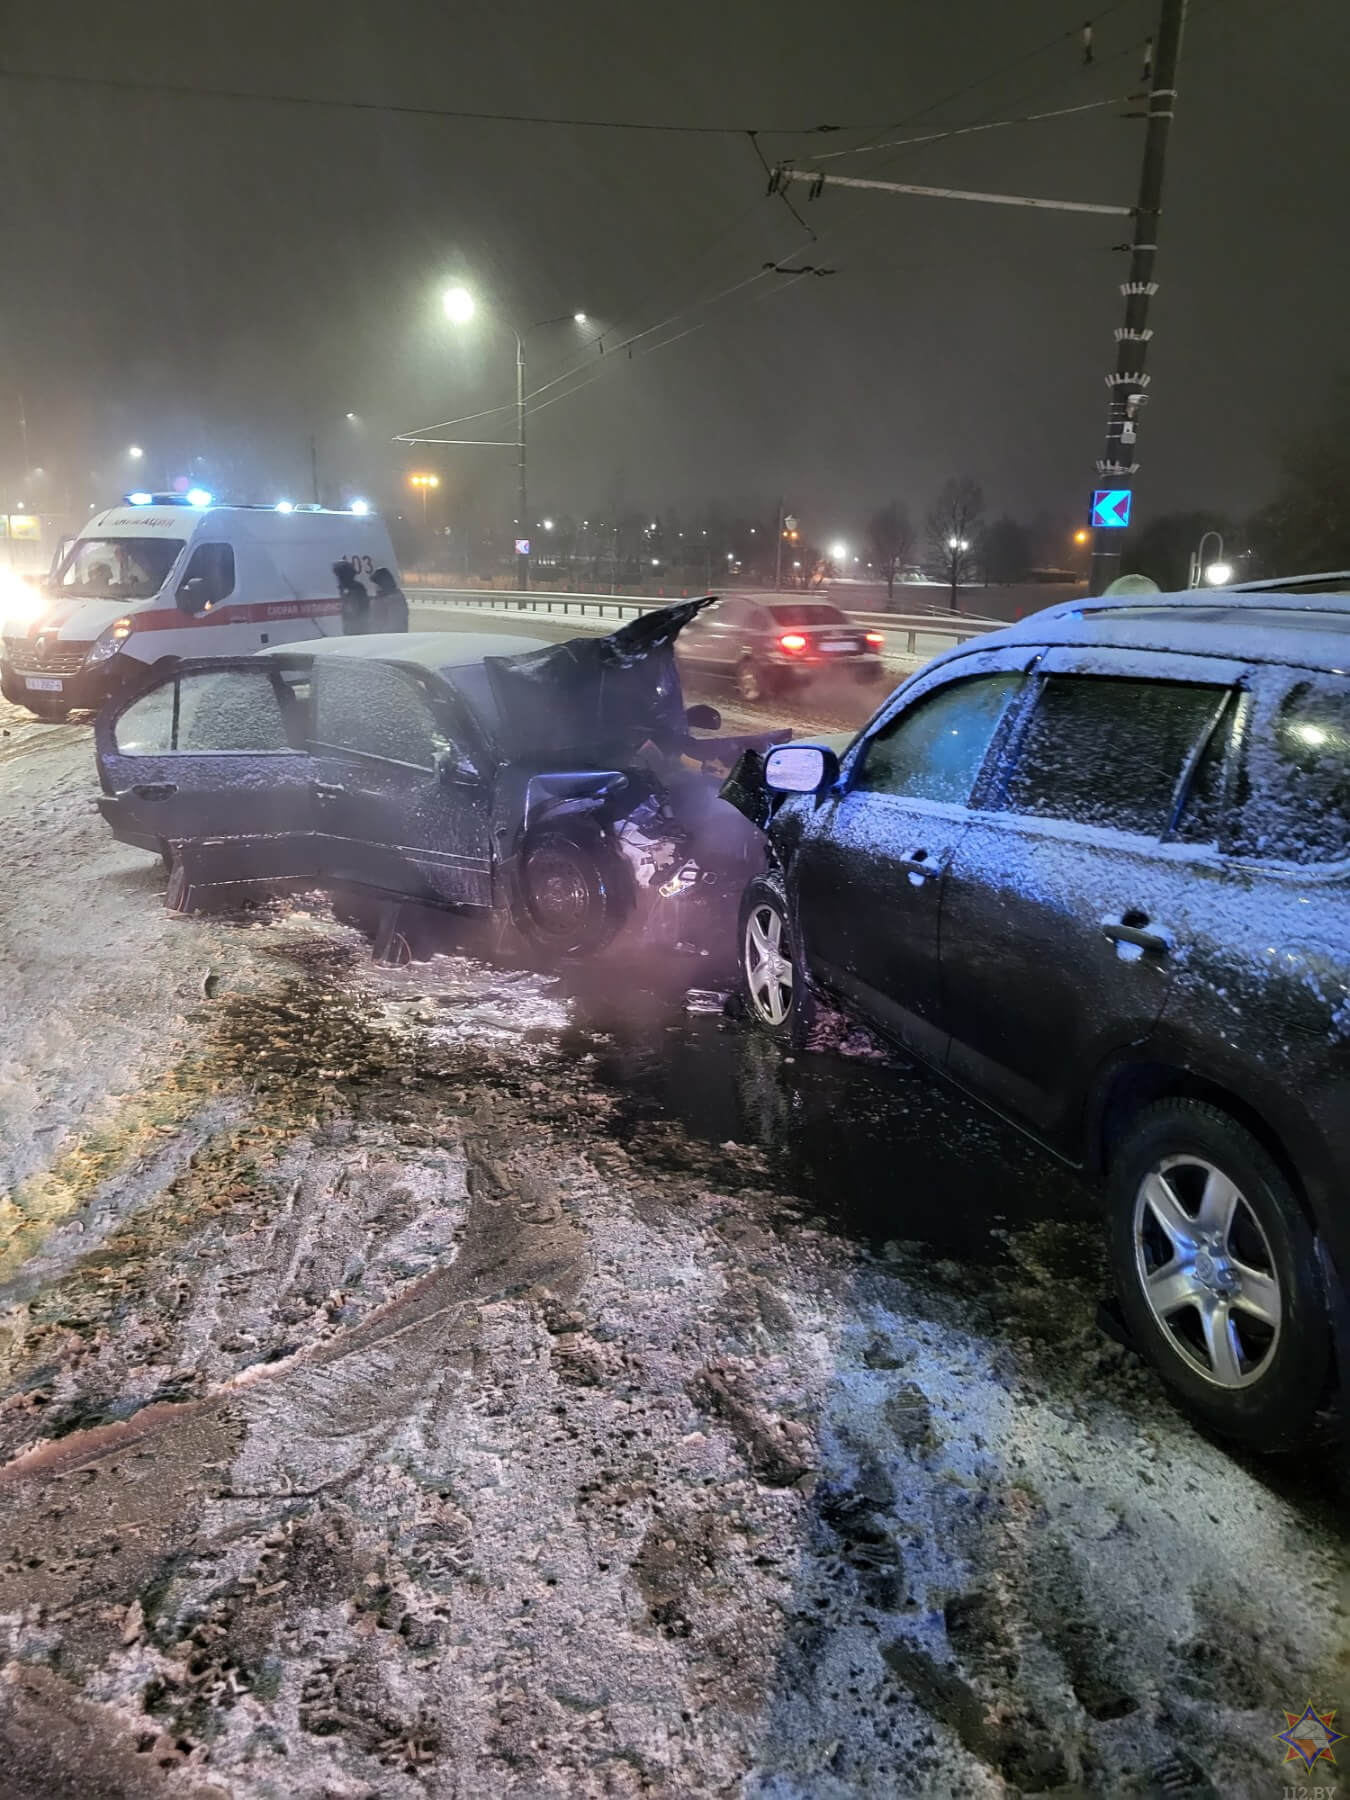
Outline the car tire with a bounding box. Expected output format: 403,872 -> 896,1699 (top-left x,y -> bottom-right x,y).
736,658 -> 769,705
1107,1098 -> 1332,1452
28,701 -> 70,722
739,874 -> 814,1046
520,830 -> 629,957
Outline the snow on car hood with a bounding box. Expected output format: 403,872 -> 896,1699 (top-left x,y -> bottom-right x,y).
482,598 -> 716,759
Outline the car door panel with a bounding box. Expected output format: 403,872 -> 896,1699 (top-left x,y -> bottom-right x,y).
787,654 -> 1035,1063
308,659 -> 493,907
95,657 -> 318,890
794,790 -> 966,1063
937,651 -> 1247,1144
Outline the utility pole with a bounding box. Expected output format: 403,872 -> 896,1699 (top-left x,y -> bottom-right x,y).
309,434 -> 320,505
1089,0 -> 1188,594
774,499 -> 785,590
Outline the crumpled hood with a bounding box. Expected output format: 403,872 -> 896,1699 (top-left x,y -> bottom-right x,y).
483,597 -> 716,759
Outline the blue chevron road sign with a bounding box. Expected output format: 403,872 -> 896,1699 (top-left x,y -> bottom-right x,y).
1091,489 -> 1132,529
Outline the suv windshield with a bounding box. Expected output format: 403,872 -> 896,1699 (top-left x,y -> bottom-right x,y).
769,604 -> 849,627
54,536 -> 184,600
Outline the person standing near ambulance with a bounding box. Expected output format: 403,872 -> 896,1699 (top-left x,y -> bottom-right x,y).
370,567 -> 409,633
334,559 -> 371,635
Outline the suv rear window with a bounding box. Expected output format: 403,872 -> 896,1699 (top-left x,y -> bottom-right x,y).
1234,677 -> 1350,864
1001,676 -> 1224,837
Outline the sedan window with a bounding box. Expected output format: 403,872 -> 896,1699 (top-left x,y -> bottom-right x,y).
312,659 -> 452,770
1234,676 -> 1350,864
854,672 -> 1025,804
113,669 -> 296,754
1001,676 -> 1223,838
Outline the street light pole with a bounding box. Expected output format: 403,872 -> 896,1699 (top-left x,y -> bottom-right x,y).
1189,528 -> 1224,587
515,330 -> 529,593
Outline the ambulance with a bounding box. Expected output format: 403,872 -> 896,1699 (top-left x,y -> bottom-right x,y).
0,493 -> 401,718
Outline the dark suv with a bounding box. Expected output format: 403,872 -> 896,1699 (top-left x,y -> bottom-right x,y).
675,594 -> 885,704
725,588 -> 1350,1452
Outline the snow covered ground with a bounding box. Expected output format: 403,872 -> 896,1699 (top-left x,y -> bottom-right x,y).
0,696 -> 1345,1798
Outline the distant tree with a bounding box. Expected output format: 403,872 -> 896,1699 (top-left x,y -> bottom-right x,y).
1121,510 -> 1230,592
925,477 -> 985,610
786,541 -> 827,589
978,516 -> 1033,585
867,502 -> 916,603
1249,375 -> 1350,575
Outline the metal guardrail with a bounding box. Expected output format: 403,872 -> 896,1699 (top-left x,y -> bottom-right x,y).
412,588 -> 1002,656
416,589 -> 644,622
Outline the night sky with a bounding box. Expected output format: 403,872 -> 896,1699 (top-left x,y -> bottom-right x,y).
2,0 -> 1345,542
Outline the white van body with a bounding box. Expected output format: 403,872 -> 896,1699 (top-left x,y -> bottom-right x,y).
0,500 -> 400,715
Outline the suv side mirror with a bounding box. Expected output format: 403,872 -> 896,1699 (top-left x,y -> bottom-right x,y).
764,742 -> 839,794
436,747 -> 481,787
685,702 -> 722,731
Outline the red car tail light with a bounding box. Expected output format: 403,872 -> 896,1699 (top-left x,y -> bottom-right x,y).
778,632 -> 808,652
864,630 -> 885,647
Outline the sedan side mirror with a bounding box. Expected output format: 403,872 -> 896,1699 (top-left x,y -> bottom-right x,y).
685,702 -> 722,731
764,742 -> 839,794
436,748 -> 481,787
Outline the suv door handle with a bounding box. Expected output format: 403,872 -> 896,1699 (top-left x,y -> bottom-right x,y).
311,782 -> 344,803
1102,920 -> 1171,954
897,847 -> 948,880
131,782 -> 177,801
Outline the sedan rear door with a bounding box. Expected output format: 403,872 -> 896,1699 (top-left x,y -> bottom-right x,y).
937,649 -> 1245,1143
95,657 -> 319,892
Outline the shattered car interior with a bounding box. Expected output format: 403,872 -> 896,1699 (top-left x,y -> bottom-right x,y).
93,600 -> 787,956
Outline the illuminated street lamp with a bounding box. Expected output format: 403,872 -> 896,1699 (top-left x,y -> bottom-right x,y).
127,445 -> 144,461
441,287 -> 591,591
946,536 -> 970,613
1204,560 -> 1234,586
829,540 -> 849,567
409,470 -> 440,523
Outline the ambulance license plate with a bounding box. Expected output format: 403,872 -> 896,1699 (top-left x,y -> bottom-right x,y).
24,677 -> 64,692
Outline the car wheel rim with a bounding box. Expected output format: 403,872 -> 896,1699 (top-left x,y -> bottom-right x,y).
529,851 -> 591,936
744,902 -> 793,1026
1132,1153 -> 1282,1389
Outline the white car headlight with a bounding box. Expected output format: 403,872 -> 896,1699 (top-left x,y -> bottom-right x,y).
84,618 -> 133,666
0,572 -> 45,635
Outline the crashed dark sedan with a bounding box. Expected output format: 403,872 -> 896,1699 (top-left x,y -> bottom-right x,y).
93,602 -> 779,955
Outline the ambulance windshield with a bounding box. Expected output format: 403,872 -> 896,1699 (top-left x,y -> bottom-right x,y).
55,537 -> 185,600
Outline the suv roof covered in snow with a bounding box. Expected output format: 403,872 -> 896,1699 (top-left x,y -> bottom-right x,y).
940,587 -> 1350,677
